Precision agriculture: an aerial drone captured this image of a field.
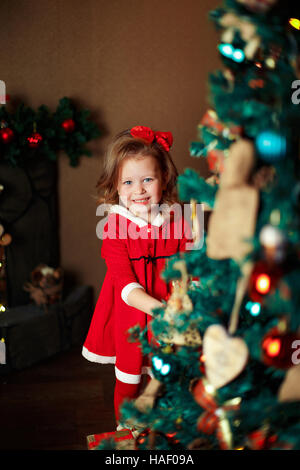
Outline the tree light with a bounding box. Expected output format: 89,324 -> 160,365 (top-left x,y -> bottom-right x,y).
232,49 -> 245,63
218,43 -> 245,63
218,43 -> 234,58
152,356 -> 163,371
263,337 -> 281,357
289,18 -> 300,30
246,301 -> 261,316
161,364 -> 171,376
152,356 -> 171,376
255,274 -> 271,295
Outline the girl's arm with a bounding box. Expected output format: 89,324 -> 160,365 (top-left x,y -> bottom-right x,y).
101,214 -> 164,316
127,288 -> 163,317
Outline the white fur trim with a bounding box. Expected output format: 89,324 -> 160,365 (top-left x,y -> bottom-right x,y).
82,346 -> 116,364
110,204 -> 165,227
121,282 -> 145,305
115,365 -> 153,384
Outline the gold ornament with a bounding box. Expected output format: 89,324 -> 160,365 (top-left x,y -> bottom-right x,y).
159,261 -> 202,347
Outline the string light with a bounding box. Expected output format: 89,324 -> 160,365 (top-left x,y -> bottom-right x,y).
218,43 -> 234,58
0,304 -> 6,312
263,337 -> 281,357
152,356 -> 163,370
255,274 -> 271,295
161,364 -> 171,376
246,301 -> 261,317
152,355 -> 171,376
232,49 -> 245,63
218,43 -> 245,63
289,18 -> 300,30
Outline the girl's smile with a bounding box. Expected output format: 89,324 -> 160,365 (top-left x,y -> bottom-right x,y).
117,154 -> 165,221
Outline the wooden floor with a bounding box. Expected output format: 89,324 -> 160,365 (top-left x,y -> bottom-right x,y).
0,346 -> 116,450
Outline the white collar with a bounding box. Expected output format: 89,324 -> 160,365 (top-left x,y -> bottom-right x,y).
110,204 -> 165,228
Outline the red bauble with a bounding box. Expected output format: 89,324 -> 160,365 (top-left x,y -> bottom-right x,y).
247,429 -> 278,450
261,326 -> 300,369
0,127 -> 14,144
61,118 -> 75,133
135,429 -> 151,448
27,132 -> 43,148
248,260 -> 283,302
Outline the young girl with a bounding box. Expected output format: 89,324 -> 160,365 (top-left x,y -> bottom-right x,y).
82,125 -> 192,429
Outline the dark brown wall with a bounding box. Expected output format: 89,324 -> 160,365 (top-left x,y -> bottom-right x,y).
0,0 -> 221,302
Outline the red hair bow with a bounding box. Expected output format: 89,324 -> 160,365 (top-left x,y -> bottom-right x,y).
130,125 -> 173,152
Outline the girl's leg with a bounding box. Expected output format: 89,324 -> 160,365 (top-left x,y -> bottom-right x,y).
114,379 -> 141,425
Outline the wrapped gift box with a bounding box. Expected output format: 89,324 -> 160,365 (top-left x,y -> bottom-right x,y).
0,284 -> 93,372
87,429 -> 135,450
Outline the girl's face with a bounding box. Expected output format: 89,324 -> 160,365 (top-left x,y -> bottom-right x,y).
117,154 -> 165,220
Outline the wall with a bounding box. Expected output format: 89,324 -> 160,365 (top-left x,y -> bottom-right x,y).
0,0 -> 221,303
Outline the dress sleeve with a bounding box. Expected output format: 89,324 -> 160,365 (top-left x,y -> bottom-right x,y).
101,214 -> 145,305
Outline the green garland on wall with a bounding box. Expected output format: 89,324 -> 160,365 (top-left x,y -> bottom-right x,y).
0,97 -> 101,167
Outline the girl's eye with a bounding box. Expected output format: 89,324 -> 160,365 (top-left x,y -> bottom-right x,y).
144,177 -> 153,183
123,181 -> 132,185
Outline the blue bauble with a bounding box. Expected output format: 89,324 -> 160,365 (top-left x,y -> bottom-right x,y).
255,131 -> 286,161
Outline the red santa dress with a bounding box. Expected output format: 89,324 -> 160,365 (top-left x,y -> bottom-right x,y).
82,204 -> 193,385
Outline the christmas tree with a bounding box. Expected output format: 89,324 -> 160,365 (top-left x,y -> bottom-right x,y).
98,0 -> 300,451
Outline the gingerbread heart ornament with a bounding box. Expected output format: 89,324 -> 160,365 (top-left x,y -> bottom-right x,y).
203,324 -> 249,389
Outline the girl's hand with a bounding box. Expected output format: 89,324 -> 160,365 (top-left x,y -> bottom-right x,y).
127,288 -> 164,316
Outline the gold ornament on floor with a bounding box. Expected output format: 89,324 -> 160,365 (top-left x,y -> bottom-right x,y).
159,260 -> 202,347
